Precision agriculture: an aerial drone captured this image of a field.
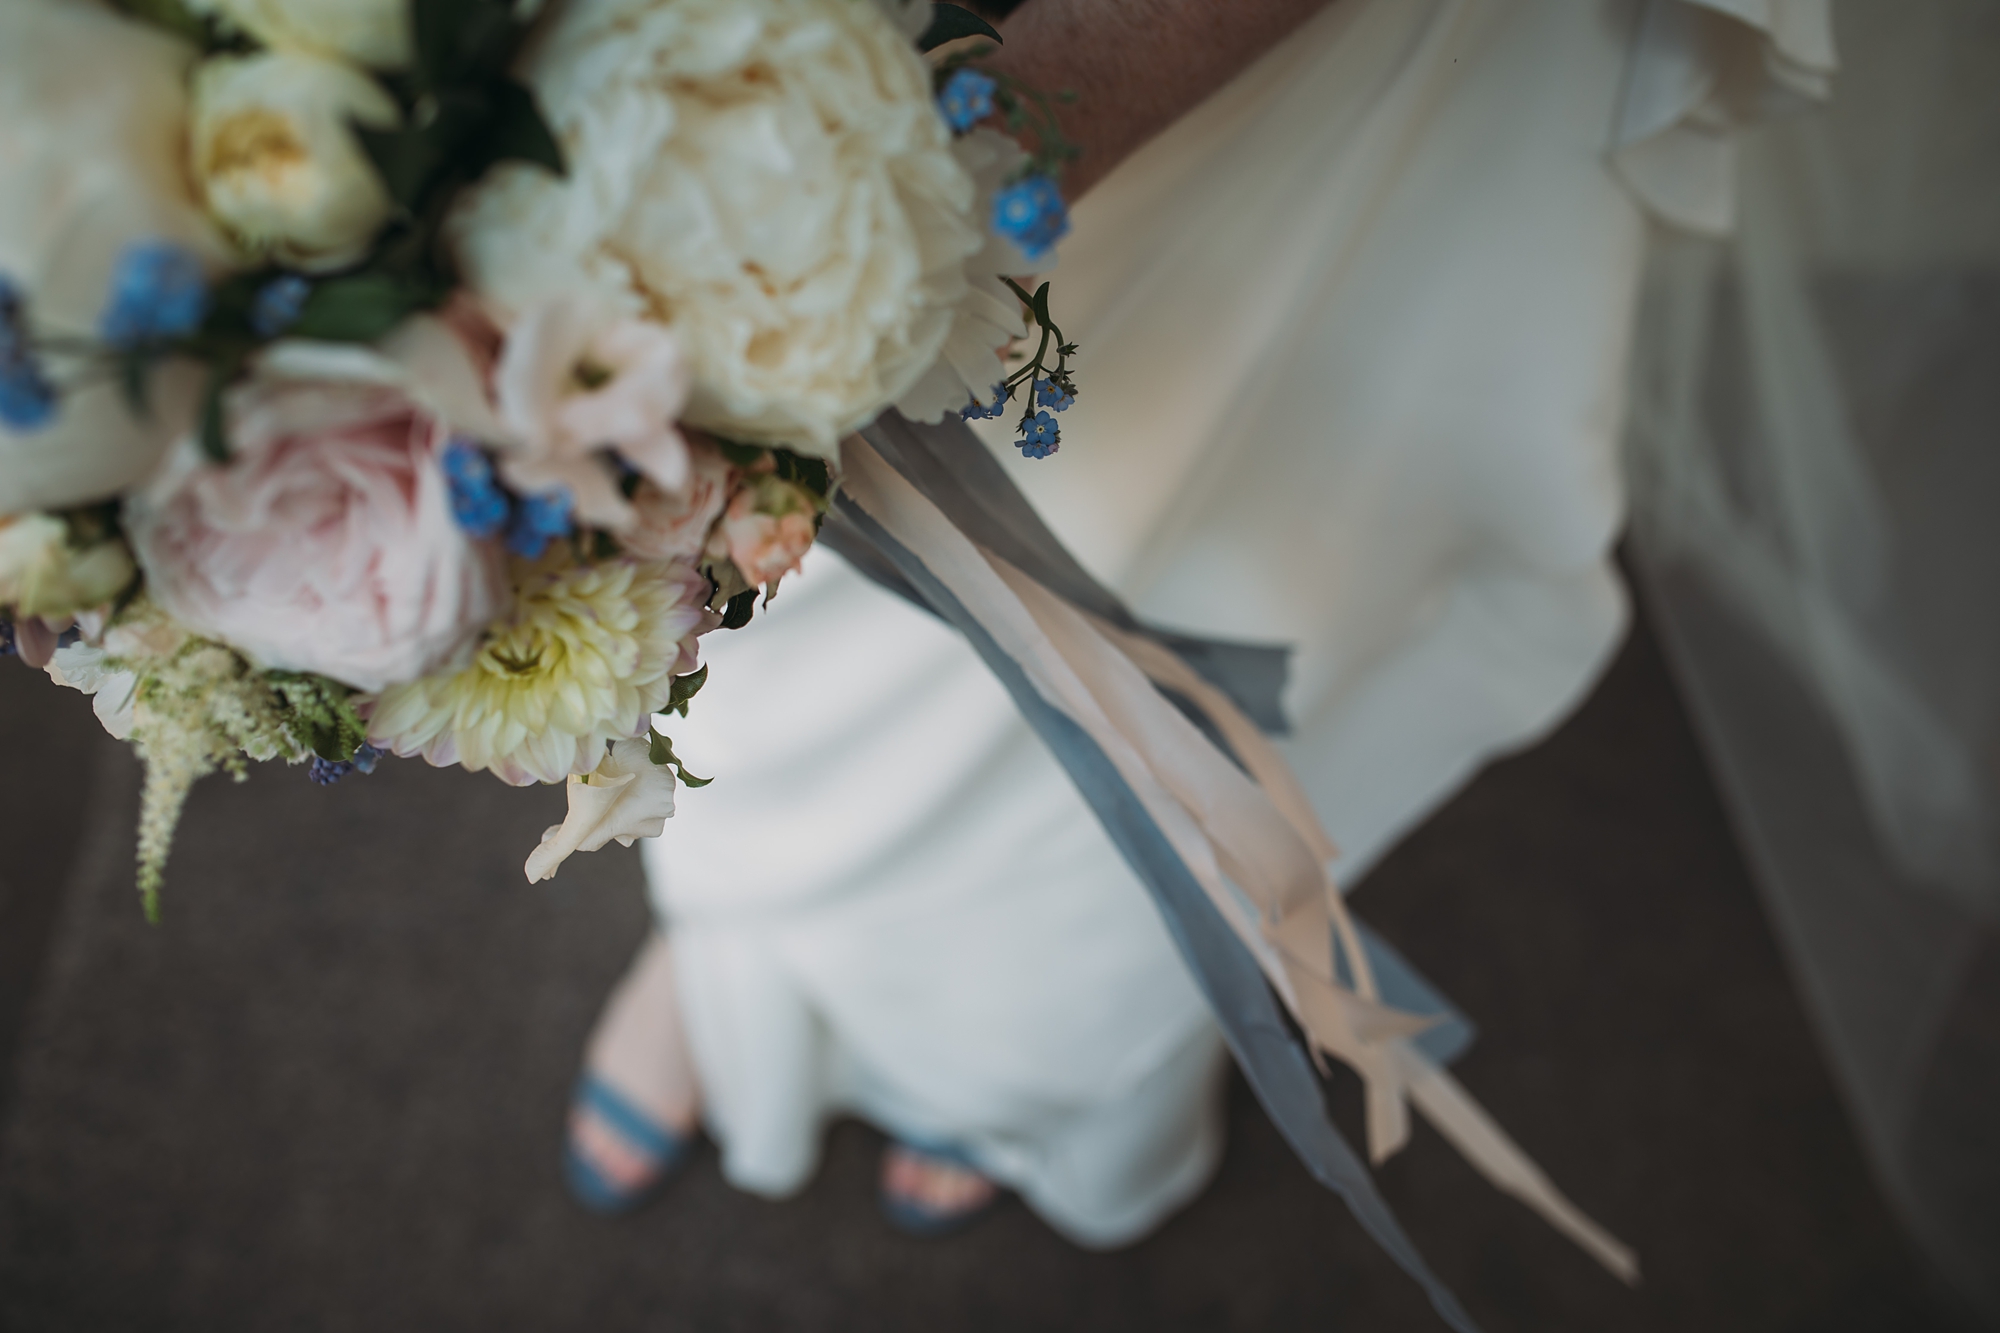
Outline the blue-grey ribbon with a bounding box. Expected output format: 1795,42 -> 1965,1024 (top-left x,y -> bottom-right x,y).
854,412 -> 1294,735
821,411 -> 1483,1333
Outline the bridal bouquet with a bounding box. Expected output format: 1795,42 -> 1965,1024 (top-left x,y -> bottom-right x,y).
0,0 -> 1079,915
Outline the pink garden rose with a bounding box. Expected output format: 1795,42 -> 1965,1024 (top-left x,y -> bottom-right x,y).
710,474 -> 818,588
125,373 -> 508,691
620,439 -> 735,563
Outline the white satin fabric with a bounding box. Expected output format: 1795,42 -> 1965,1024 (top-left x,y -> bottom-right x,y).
644,0 -> 1823,1245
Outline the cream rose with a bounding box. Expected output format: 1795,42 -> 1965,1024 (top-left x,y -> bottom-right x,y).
185,0 -> 412,69
125,370 -> 509,693
190,51 -> 399,272
0,0 -> 232,515
449,0 -> 985,456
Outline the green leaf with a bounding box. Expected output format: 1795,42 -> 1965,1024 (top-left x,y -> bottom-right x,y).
289,273 -> 433,342
647,727 -> 712,787
481,78 -> 567,177
267,672 -> 366,762
714,440 -> 768,469
197,362 -> 237,463
1032,281 -> 1052,326
357,117 -> 457,212
772,450 -> 833,501
117,351 -> 152,419
919,3 -> 1002,51
720,589 -> 758,631
413,0 -> 513,89
666,664 -> 709,718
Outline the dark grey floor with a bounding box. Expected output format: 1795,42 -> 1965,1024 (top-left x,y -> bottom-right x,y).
0,598 -> 1970,1332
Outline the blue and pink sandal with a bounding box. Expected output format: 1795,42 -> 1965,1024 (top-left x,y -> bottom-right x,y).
562,1072 -> 695,1215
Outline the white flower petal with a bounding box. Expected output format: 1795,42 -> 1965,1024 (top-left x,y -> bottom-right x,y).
523,738 -> 678,882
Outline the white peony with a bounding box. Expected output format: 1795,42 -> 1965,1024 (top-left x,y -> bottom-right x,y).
0,0 -> 232,516
449,0 -> 986,456
185,0 -> 413,69
189,51 -> 399,272
894,128 -> 1041,422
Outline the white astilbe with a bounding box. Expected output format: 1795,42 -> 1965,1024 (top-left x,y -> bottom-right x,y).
96,605 -> 351,917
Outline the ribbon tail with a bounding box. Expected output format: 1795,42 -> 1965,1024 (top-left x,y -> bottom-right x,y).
1399,1044 -> 1642,1284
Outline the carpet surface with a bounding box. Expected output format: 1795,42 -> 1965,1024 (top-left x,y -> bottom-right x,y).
0,603 -> 1967,1332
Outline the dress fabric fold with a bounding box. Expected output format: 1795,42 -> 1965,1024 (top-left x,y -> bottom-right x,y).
642,0 -> 1819,1258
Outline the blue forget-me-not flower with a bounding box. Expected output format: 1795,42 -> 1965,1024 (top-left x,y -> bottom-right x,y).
250,274 -> 312,339
442,438 -> 510,539
938,68 -> 997,133
0,351 -> 58,431
98,241 -> 210,346
960,381 -> 1011,421
1033,377 -> 1074,412
992,175 -> 1069,263
0,275 -> 58,432
506,487 -> 575,559
308,743 -> 382,787
1017,410 -> 1060,459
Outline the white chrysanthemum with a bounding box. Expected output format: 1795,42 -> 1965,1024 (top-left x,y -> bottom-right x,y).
367,554 -> 713,787
449,0 -> 985,456
185,0 -> 412,68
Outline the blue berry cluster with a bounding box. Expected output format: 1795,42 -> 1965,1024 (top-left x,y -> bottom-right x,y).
98,241 -> 210,347
937,68 -> 996,133
992,175 -> 1070,263
308,743 -> 383,787
0,276 -> 57,432
442,437 -> 576,559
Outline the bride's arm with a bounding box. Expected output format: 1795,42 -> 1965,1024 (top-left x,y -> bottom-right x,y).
979,0 -> 1337,198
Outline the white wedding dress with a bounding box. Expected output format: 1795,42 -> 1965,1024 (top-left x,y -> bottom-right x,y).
642,0 -> 1831,1245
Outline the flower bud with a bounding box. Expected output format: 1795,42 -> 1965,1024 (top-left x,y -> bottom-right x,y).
712,476 -> 818,588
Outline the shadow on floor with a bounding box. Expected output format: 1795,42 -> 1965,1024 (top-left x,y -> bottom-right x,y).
0,601 -> 1966,1332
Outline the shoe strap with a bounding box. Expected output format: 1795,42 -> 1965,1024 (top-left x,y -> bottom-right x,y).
576,1072 -> 685,1163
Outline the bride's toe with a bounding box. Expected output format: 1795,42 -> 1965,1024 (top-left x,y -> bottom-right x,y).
879,1141 -> 1000,1237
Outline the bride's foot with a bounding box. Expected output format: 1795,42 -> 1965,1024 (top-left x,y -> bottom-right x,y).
879,1141 -> 1000,1237
565,931 -> 702,1214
